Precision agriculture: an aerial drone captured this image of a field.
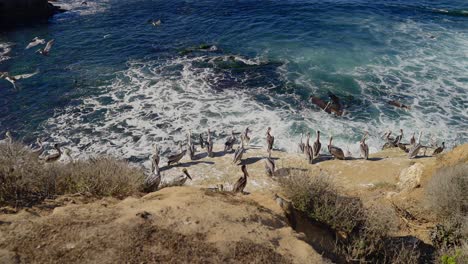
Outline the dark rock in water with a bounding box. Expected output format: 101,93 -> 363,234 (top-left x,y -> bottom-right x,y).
0,0 -> 66,27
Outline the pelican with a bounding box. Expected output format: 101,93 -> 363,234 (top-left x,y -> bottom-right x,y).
304,132 -> 313,163
31,138 -> 44,157
151,144 -> 160,171
298,133 -> 305,153
266,127 -> 274,156
232,165 -> 248,193
150,19 -> 161,26
187,130 -> 196,160
241,127 -> 250,147
328,136 -> 345,160
45,143 -> 62,163
199,133 -> 205,149
144,156 -> 161,192
224,130 -> 236,153
408,132 -> 423,159
264,157 -> 275,177
382,130 -> 396,149
171,168 -> 192,186
393,129 -> 403,145
26,37 -> 45,50
360,132 -> 369,160
233,137 -> 245,164
206,129 -> 214,158
312,130 -> 321,159
3,131 -> 13,144
0,71 -> 38,90
410,132 -> 416,146
432,142 -> 445,156
36,39 -> 54,56
167,143 -> 186,166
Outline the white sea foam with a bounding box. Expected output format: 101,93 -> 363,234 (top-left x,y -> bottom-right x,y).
53,0 -> 110,19
0,42 -> 12,63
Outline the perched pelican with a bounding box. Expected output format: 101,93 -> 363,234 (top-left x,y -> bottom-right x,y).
408,132 -> 423,159
167,144 -> 186,166
0,71 -> 38,90
232,165 -> 248,193
36,39 -> 54,56
26,37 -> 45,50
393,129 -> 403,145
224,130 -> 236,153
151,144 -> 160,171
45,143 -> 62,163
206,129 -> 214,158
172,168 -> 192,186
410,132 -> 416,146
304,132 -> 313,163
199,133 -> 205,149
298,133 -> 305,153
233,137 -> 245,164
432,142 -> 445,156
382,130 -> 396,149
328,136 -> 345,160
266,127 -> 274,156
241,127 -> 250,147
144,156 -> 161,192
31,138 -> 44,157
360,132 -> 369,160
4,131 -> 13,144
312,130 -> 321,159
188,130 -> 196,160
264,157 -> 275,177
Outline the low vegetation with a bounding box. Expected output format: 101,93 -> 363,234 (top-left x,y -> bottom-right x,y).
280,173 -> 422,263
426,163 -> 467,264
0,141 -> 145,207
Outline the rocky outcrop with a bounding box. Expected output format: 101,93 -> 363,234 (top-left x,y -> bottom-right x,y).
0,0 -> 64,26
397,163 -> 424,192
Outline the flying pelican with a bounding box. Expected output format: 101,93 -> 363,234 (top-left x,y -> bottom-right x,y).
187,130 -> 196,160
0,71 -> 38,90
360,132 -> 369,160
31,138 -> 44,157
408,132 -> 423,159
432,142 -> 445,156
144,156 -> 161,192
312,130 -> 321,159
241,127 -> 250,147
328,136 -> 345,160
172,168 -> 192,186
45,143 -> 62,163
264,157 -> 275,177
233,137 -> 245,164
26,37 -> 45,50
298,133 -> 305,153
167,143 -> 186,166
36,39 -> 55,56
232,165 -> 248,193
224,130 -> 236,153
199,133 -> 205,149
206,129 -> 214,158
266,127 -> 274,156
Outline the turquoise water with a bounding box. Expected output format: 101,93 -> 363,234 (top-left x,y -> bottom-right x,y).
0,0 -> 467,162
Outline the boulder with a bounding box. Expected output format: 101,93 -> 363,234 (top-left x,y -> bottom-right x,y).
397,163 -> 424,192
0,0 -> 64,26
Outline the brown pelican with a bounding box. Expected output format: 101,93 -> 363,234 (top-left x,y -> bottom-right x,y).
167,143 -> 186,166
393,129 -> 403,145
187,130 -> 196,160
328,136 -> 345,160
232,165 -> 248,193
233,137 -> 245,164
3,131 -> 13,145
304,132 -> 312,163
298,133 -> 305,153
199,133 -> 205,148
388,100 -> 411,110
206,129 -> 214,158
382,130 -> 396,149
360,132 -> 369,160
144,156 -> 161,192
312,130 -> 321,158
432,142 -> 445,156
151,144 -> 160,171
410,132 -> 416,146
224,130 -> 236,153
172,168 -> 192,186
26,37 -> 45,50
266,127 -> 274,156
31,138 -> 44,157
0,71 -> 38,90
241,127 -> 250,147
36,39 -> 54,56
408,132 -> 423,159
264,157 -> 275,177
45,143 -> 62,163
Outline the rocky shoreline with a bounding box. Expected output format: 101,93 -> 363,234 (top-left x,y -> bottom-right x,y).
0,0 -> 65,27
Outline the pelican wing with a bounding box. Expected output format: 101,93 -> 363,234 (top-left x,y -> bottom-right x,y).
44,39 -> 55,53
12,70 -> 39,80
26,39 -> 45,49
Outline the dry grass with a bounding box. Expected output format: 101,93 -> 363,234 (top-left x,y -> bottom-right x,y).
280,172 -> 423,263
0,141 -> 145,207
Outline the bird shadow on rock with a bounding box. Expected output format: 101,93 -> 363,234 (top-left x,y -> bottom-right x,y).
241,157 -> 263,165
366,157 -> 383,161
160,161 -> 215,171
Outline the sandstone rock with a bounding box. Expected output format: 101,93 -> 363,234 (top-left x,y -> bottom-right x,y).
397,163 -> 424,192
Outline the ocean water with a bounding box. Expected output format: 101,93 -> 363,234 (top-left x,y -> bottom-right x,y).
0,0 -> 467,164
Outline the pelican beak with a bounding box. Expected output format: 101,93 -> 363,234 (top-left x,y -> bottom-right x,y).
183,169 -> 192,180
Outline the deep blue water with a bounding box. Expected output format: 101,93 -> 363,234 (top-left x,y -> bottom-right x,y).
0,0 -> 467,161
